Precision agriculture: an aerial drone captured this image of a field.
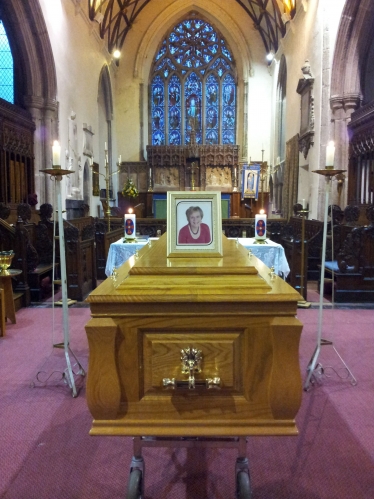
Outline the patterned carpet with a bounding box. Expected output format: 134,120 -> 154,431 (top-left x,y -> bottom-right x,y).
0,304 -> 373,498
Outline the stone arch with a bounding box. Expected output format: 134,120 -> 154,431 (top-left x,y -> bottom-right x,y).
135,2 -> 253,158
330,0 -> 374,207
330,0 -> 374,115
98,65 -> 114,121
97,65 -> 114,196
0,0 -> 58,204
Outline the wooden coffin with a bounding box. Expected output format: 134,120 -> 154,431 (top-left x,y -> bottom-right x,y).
85,234 -> 303,437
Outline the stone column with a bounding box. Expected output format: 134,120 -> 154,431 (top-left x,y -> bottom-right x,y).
329,93 -> 361,207
43,100 -> 59,205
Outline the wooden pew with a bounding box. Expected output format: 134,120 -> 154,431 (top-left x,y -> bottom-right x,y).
324,223 -> 374,302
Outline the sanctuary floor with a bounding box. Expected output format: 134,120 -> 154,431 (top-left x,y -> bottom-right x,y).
1,295 -> 373,499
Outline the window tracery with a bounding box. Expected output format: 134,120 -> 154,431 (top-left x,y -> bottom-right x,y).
150,17 -> 237,146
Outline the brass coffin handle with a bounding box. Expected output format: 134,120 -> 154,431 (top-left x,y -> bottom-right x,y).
162,347 -> 221,390
162,377 -> 221,390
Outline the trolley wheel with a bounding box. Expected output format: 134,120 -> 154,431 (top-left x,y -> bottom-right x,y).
236,470 -> 251,499
126,469 -> 142,499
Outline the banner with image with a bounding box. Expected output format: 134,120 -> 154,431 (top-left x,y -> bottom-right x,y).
242,163 -> 260,200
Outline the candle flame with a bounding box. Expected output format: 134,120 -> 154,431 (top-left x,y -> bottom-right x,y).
128,208 -> 133,214
259,209 -> 265,215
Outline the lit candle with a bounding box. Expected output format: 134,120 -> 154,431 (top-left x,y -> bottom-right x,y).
104,142 -> 107,151
302,199 -> 307,210
255,210 -> 267,240
118,155 -> 121,165
326,141 -> 335,169
124,209 -> 136,240
52,140 -> 61,167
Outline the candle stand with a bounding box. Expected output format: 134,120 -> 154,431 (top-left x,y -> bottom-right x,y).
91,149 -> 121,232
297,209 -> 311,308
304,169 -> 356,391
35,166 -> 85,397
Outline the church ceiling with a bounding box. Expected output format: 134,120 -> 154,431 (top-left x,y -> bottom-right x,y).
88,0 -> 294,60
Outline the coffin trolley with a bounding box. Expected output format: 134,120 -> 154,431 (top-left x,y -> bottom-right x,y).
85,235 -> 303,498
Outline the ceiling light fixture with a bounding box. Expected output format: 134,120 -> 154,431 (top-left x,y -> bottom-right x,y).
266,50 -> 275,62
112,49 -> 121,59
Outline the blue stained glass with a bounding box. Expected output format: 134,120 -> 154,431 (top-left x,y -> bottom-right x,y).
151,76 -> 165,145
223,76 -> 236,105
155,40 -> 166,61
155,58 -> 176,72
223,130 -> 235,144
153,107 -> 164,130
0,21 -> 14,104
221,42 -> 233,61
223,106 -> 235,127
169,130 -> 181,145
222,74 -> 236,144
205,74 -> 219,144
211,57 -> 231,72
151,17 -> 236,146
185,72 -> 202,144
206,130 -> 218,145
168,75 -> 181,144
152,131 -> 165,145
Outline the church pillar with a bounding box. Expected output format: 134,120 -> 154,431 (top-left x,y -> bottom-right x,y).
43,102 -> 59,205
242,80 -> 248,162
24,96 -> 58,206
25,102 -> 44,205
329,93 -> 361,207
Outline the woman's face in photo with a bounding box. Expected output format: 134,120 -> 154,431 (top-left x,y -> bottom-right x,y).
188,210 -> 202,230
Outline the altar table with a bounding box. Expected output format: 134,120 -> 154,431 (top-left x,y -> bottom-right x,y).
105,238 -> 158,277
229,238 -> 290,278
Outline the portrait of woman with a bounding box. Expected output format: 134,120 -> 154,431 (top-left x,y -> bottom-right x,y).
178,206 -> 212,244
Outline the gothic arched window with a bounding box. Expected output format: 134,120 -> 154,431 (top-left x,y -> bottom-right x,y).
150,17 -> 237,146
0,20 -> 14,104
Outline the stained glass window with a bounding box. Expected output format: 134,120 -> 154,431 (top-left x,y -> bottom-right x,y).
150,17 -> 236,145
0,21 -> 14,104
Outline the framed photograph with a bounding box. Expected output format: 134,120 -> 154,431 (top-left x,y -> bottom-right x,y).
167,191 -> 223,257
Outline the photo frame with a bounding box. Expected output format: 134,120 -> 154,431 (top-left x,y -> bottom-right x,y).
167,191 -> 223,258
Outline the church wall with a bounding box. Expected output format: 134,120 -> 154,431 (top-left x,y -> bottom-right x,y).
37,0 -> 119,214
269,0 -> 346,220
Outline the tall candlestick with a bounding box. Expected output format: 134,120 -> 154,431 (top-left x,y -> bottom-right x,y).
52,140 -> 61,166
255,211 -> 267,240
104,142 -> 107,151
124,210 -> 136,240
326,141 -> 335,169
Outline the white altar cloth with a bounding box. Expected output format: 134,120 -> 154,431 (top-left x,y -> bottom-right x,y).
230,237 -> 290,278
105,238 -> 158,277
105,236 -> 289,278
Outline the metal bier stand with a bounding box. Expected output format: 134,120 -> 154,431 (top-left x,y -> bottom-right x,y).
304,167 -> 357,391
37,148 -> 85,397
